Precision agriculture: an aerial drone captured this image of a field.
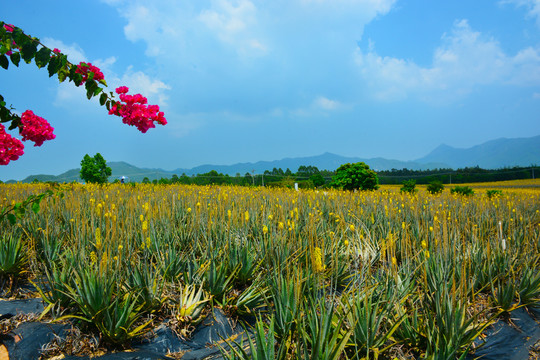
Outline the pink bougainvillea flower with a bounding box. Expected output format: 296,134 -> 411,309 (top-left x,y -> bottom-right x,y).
75,62 -> 105,85
0,123 -> 24,165
3,24 -> 14,33
19,110 -> 56,147
53,48 -> 61,54
109,87 -> 167,133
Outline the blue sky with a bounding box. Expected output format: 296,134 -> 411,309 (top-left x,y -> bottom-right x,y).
1,0 -> 540,181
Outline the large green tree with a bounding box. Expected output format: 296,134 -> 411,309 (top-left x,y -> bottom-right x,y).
331,162 -> 379,191
80,153 -> 111,184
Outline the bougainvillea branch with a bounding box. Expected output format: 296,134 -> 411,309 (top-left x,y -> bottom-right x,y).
0,21 -> 167,165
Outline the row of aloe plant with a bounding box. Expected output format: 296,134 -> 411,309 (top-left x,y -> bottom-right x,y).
0,182 -> 539,358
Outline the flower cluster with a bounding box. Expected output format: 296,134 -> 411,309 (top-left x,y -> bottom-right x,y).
20,110 -> 56,147
75,62 -> 105,84
3,24 -> 14,33
108,87 -> 167,133
0,123 -> 24,165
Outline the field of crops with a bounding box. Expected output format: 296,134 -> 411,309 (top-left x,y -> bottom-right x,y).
1,182 -> 539,359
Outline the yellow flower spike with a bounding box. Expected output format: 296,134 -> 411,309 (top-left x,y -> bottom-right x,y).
425,250 -> 430,259
227,209 -> 231,218
312,247 -> 325,273
140,214 -> 144,222
349,224 -> 355,231
263,225 -> 268,235
187,207 -> 192,213
402,222 -> 406,230
118,245 -> 123,251
142,220 -> 148,231
278,222 -> 284,230
90,251 -> 97,265
245,211 -> 249,222
392,257 -> 397,266
421,240 -> 427,249
146,237 -> 151,248
344,240 -> 349,246
95,228 -> 102,250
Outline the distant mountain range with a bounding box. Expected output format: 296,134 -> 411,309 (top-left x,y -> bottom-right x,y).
7,135 -> 540,183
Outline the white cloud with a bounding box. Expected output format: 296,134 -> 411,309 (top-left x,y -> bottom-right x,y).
314,96 -> 341,110
199,0 -> 267,56
300,0 -> 395,14
355,19 -> 540,102
117,68 -> 171,106
501,0 -> 540,26
42,38 -> 87,64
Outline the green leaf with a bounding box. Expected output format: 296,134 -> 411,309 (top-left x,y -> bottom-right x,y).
85,81 -> 97,100
99,93 -> 108,106
0,54 -> 8,69
47,56 -> 59,77
7,213 -> 16,225
34,47 -> 51,68
31,201 -> 40,214
10,52 -> 20,67
21,42 -> 38,63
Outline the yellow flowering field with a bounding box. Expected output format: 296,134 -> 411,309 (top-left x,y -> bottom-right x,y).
1,182 -> 539,359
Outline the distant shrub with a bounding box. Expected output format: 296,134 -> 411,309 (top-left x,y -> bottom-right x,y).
330,162 -> 379,191
486,189 -> 503,198
451,186 -> 474,196
400,179 -> 417,194
426,180 -> 444,194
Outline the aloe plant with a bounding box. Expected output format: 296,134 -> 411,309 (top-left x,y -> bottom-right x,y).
58,264 -> 151,345
518,265 -> 540,307
423,289 -> 493,360
298,295 -> 351,360
201,259 -> 237,304
0,234 -> 28,292
225,279 -> 268,317
342,284 -> 402,359
269,273 -> 303,345
126,261 -> 166,314
173,283 -> 210,324
220,315 -> 278,360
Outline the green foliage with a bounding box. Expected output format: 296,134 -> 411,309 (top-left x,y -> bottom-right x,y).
0,22 -> 113,130
426,180 -> 444,194
0,235 -> 28,291
80,153 -> 112,184
450,186 -> 474,196
400,179 -> 417,194
330,162 -> 379,191
486,189 -> 503,198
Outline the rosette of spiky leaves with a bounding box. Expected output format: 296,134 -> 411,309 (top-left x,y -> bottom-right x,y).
518,264 -> 540,308
0,234 -> 28,291
93,292 -> 152,345
298,295 -> 351,360
341,284 -> 402,359
126,261 -> 166,314
173,283 -> 210,325
220,315 -> 278,360
422,288 -> 494,360
35,258 -> 77,318
228,241 -> 261,287
225,279 -> 268,317
269,272 -> 303,346
158,245 -> 188,282
491,275 -> 520,314
58,265 -> 151,345
201,258 -> 237,304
